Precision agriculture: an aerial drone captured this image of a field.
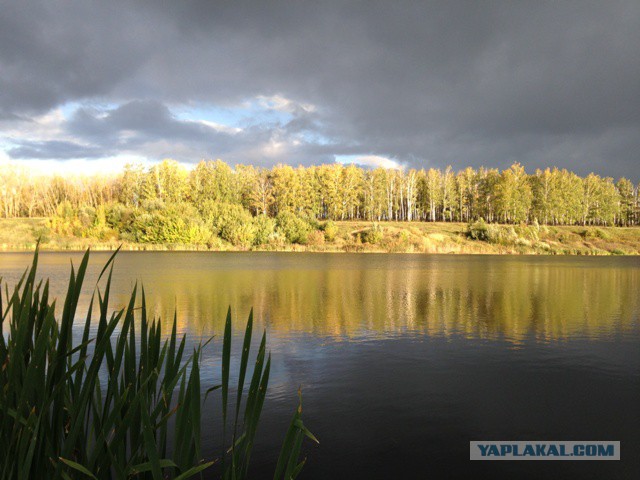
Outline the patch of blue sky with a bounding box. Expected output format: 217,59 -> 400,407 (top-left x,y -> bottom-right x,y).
335,154 -> 360,165
173,104 -> 244,126
335,154 -> 402,170
297,131 -> 334,146
59,100 -> 119,119
60,99 -> 295,130
174,101 -> 293,129
0,138 -> 14,154
59,102 -> 79,118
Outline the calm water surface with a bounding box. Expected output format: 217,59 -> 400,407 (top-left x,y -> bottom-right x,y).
1,252 -> 639,479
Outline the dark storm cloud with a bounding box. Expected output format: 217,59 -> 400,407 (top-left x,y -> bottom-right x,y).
1,0 -> 638,178
0,2 -> 157,113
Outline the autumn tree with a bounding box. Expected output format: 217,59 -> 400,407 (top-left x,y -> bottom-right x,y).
617,178 -> 636,226
190,160 -> 239,206
495,163 -> 532,223
422,168 -> 442,222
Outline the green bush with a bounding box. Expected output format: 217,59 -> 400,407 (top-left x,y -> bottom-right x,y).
31,225 -> 52,244
343,232 -> 364,252
56,200 -> 75,220
84,205 -> 117,240
276,210 -> 312,244
492,226 -> 519,245
201,201 -> 255,247
536,241 -> 551,251
267,231 -> 286,249
132,202 -> 210,244
322,220 -> 338,242
583,228 -> 611,240
362,223 -> 384,244
467,220 -> 531,246
467,219 -> 490,241
252,214 -> 276,246
381,230 -> 410,253
303,214 -> 321,231
105,202 -> 134,230
50,201 -> 81,236
77,205 -> 97,229
515,223 -> 539,242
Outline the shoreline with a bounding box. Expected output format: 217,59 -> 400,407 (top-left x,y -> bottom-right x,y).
2,249 -> 638,257
2,241 -> 638,257
2,218 -> 640,256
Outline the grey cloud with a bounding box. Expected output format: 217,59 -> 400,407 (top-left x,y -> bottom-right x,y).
8,140 -> 109,160
1,1 -> 638,179
8,99 -> 328,166
69,100 -> 263,161
68,100 -> 233,147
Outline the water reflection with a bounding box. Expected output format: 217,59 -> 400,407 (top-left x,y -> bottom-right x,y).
2,252 -> 639,479
1,252 -> 638,343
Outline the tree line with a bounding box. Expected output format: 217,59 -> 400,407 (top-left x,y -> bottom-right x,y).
1,159 -> 638,229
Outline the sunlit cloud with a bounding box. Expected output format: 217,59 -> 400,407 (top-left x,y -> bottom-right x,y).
254,95 -> 317,114
336,155 -> 403,170
197,120 -> 242,135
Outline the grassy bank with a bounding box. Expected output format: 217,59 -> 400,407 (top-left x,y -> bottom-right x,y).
2,217 -> 640,255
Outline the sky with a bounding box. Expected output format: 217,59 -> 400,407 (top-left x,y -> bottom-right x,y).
0,1 -> 639,179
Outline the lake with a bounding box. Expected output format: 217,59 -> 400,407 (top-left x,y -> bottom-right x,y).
1,252 -> 639,479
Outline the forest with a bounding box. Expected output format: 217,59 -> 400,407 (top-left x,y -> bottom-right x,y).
0,159 -> 638,248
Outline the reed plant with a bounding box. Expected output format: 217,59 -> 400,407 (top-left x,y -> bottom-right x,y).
0,248 -> 317,479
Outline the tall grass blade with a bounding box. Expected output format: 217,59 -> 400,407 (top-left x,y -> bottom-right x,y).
0,248 -> 316,479
221,306 -> 232,466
